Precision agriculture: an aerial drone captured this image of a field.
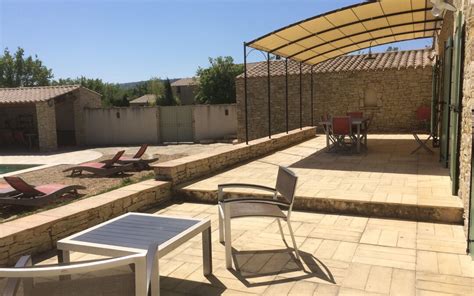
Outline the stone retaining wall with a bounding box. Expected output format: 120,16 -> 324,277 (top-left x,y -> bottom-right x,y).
153,127 -> 316,184
177,189 -> 463,225
236,66 -> 433,142
0,180 -> 171,266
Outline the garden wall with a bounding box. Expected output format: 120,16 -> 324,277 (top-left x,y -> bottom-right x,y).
153,127 -> 316,184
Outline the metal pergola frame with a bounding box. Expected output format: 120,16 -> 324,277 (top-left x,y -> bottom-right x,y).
241,0 -> 442,144
243,43 -> 316,144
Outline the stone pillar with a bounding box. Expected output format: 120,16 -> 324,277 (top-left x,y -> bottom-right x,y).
36,100 -> 57,151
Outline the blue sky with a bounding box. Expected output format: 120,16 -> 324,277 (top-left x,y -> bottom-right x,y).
0,0 -> 433,83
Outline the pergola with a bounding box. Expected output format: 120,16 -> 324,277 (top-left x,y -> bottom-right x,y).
242,0 -> 443,144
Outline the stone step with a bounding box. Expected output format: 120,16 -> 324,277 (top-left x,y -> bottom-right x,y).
174,188 -> 463,224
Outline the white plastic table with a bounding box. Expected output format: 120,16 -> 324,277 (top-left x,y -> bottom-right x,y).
57,213 -> 212,295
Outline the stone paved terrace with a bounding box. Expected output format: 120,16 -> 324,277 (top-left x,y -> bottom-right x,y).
177,135 -> 463,223
35,202 -> 473,295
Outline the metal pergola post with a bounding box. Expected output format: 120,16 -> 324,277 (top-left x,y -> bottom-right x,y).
243,43 -> 249,144
311,65 -> 314,126
299,62 -> 302,129
285,58 -> 289,134
267,53 -> 271,138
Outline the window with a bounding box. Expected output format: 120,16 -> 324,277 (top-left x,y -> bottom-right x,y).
359,84 -> 382,109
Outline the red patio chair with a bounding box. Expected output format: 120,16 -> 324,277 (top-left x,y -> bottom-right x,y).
1,177 -> 85,207
13,131 -> 27,146
346,111 -> 363,119
411,106 -> 433,154
332,116 -> 353,151
63,150 -> 133,177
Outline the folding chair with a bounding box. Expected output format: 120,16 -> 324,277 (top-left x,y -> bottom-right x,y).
332,116 -> 353,152
411,106 -> 434,154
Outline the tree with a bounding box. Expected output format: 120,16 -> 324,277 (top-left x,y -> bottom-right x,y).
196,56 -> 244,104
386,46 -> 400,52
146,77 -> 164,103
0,47 -> 53,87
157,78 -> 178,106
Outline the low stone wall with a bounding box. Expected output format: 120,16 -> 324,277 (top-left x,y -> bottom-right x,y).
153,127 -> 316,184
0,180 -> 171,266
177,190 -> 463,225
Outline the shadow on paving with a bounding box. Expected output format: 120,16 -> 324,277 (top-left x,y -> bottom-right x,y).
231,248 -> 335,286
289,138 -> 445,176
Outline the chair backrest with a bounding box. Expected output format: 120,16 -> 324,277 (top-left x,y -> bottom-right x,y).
4,177 -> 43,198
275,166 -> 298,205
104,150 -> 125,168
415,106 -> 431,121
133,144 -> 148,159
332,116 -> 351,135
320,113 -> 331,122
13,131 -> 26,145
346,111 -> 363,119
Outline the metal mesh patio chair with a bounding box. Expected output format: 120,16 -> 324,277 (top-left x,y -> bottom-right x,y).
218,166 -> 299,269
0,242 -> 159,296
332,116 -> 353,151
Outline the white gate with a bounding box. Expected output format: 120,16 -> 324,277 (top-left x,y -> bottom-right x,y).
159,106 -> 194,143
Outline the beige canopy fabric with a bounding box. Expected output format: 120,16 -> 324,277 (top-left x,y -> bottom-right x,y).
247,0 -> 442,66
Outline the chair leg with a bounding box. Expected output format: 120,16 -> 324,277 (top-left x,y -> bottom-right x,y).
218,204 -> 224,243
223,203 -> 233,269
277,218 -> 286,242
286,219 -> 300,260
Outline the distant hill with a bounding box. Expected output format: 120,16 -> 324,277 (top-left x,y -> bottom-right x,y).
118,78 -> 180,90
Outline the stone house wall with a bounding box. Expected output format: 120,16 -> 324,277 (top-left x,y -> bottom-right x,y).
448,1 -> 474,236
236,67 -> 433,142
36,101 -> 57,152
73,88 -> 102,146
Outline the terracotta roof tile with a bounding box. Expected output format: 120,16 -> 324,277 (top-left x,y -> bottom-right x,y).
130,94 -> 157,104
0,85 -> 90,104
238,49 -> 434,78
171,78 -> 199,86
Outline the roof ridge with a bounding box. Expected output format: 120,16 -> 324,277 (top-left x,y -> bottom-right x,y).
0,84 -> 81,91
236,48 -> 435,78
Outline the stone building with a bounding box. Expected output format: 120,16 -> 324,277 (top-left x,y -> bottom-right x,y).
171,78 -> 198,105
441,1 -> 474,241
0,85 -> 101,151
236,49 -> 435,141
129,94 -> 157,107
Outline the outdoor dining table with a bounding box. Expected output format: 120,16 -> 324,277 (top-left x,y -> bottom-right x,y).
57,213 -> 212,295
319,118 -> 369,153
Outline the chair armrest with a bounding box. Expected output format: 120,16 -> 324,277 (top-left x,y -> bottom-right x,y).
218,183 -> 276,193
220,197 -> 290,207
2,255 -> 32,296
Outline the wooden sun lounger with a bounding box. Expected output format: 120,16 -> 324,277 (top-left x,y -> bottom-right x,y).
0,177 -> 85,207
0,183 -> 17,197
117,144 -> 159,170
63,150 -> 133,177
